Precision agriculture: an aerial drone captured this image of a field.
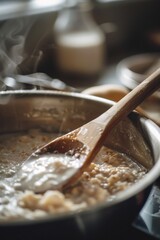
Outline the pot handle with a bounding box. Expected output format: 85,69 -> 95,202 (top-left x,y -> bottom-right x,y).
133,178 -> 160,238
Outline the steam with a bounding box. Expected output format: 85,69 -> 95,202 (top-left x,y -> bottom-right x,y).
0,19 -> 27,77
0,16 -> 71,92
0,17 -> 54,88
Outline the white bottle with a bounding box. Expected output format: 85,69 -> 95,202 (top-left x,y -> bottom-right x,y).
54,0 -> 106,79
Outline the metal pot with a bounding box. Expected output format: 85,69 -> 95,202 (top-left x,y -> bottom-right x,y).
0,90 -> 160,240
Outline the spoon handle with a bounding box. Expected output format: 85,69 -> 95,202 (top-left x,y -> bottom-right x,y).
77,68 -> 160,163
95,68 -> 160,131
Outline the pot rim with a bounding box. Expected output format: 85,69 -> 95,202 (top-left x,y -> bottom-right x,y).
0,89 -> 160,226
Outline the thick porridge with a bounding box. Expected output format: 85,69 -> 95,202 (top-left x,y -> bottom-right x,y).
0,129 -> 147,221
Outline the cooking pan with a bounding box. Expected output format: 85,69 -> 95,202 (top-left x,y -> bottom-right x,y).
0,90 -> 160,240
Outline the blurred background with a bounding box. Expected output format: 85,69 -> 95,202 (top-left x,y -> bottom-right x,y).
0,0 -> 159,87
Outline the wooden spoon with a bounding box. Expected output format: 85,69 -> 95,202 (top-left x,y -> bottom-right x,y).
13,68 -> 160,193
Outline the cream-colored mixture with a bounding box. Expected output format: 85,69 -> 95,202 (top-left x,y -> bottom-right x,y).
0,129 -> 147,221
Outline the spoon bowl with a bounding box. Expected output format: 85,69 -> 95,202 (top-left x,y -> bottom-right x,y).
13,68 -> 160,192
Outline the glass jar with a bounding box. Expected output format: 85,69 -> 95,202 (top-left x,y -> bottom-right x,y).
53,0 -> 106,80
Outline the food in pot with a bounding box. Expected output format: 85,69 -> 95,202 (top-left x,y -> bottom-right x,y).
0,129 -> 147,221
